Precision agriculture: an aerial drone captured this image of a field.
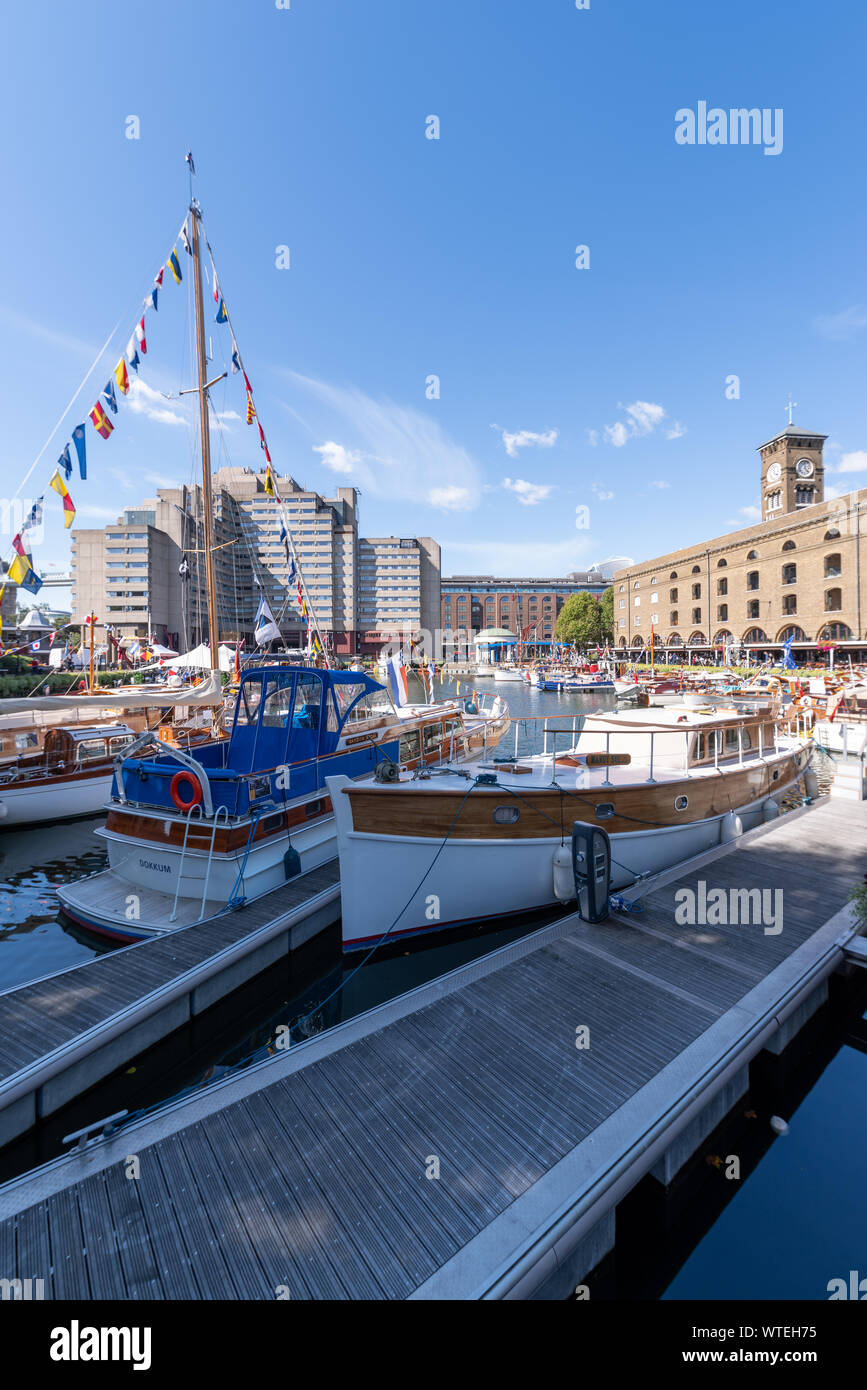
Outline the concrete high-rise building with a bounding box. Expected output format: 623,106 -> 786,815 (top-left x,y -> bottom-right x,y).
70,468 -> 441,657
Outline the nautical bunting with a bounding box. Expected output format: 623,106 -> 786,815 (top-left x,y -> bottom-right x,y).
168,248 -> 182,284
154,267 -> 164,288
215,299 -> 227,324
135,316 -> 147,353
89,402 -> 114,439
246,394 -> 256,425
50,470 -> 76,528
102,379 -> 118,414
115,358 -> 130,396
231,342 -> 241,374
144,287 -> 158,312
72,424 -> 87,479
58,444 -> 72,480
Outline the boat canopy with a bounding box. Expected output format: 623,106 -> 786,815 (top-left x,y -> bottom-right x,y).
0,669 -> 225,714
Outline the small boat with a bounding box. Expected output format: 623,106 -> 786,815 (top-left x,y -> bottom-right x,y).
0,723 -> 139,827
540,675 -> 614,692
57,666 -> 510,941
327,704 -> 812,950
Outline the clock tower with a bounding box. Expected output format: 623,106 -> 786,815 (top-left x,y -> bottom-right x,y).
757,409 -> 826,520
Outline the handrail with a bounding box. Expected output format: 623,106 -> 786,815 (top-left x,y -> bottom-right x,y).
200,805 -> 229,920
170,803 -> 204,923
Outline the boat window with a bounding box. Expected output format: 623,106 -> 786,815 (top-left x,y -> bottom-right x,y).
15,732 -> 38,751
76,740 -> 108,762
423,722 -> 444,754
742,729 -> 752,750
695,734 -> 705,760
493,805 -> 520,825
235,677 -> 263,727
399,729 -> 421,762
594,803 -> 614,819
292,676 -> 322,730
262,674 -> 297,727
334,682 -> 373,723
108,735 -> 136,753
724,728 -> 739,752
674,795 -> 688,810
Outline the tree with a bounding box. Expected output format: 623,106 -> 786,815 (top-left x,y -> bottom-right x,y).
599,587 -> 614,641
554,591 -> 602,646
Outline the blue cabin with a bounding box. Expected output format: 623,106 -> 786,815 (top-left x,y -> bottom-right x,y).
115,666 -> 400,820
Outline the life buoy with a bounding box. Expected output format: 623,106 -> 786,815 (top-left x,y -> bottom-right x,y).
170,770 -> 202,811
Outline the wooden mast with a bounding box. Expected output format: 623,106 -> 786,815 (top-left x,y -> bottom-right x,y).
190,202 -> 220,676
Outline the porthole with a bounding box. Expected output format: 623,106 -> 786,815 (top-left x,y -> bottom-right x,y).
493,805 -> 520,825
772,770 -> 780,781
595,803 -> 615,819
263,812 -> 285,833
674,795 -> 689,811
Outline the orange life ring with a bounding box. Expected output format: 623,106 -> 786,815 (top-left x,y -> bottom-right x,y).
170,770 -> 202,811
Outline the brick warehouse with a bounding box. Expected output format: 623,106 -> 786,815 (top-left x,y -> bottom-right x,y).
613,421 -> 867,661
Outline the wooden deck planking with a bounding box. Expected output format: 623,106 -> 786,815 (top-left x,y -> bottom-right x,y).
0,800 -> 862,1299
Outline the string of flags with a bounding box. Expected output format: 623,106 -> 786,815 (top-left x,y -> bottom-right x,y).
1,216 -> 193,628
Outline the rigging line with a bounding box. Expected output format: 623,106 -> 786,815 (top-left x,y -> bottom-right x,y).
200,220 -> 329,662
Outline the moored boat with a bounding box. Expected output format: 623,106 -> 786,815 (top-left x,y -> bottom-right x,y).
327,704 -> 813,950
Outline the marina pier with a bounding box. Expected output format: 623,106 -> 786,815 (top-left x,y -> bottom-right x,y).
0,796 -> 862,1299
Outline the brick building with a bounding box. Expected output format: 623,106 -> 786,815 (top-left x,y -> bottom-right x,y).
441,570 -> 609,658
613,422 -> 867,661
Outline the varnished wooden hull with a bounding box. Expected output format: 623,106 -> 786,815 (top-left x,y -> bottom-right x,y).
329,747 -> 809,948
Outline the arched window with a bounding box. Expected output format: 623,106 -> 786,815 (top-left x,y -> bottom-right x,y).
633,635 -> 644,647
824,528 -> 840,541
782,540 -> 796,551
633,580 -> 640,589
742,627 -> 768,644
747,550 -> 758,560
824,588 -> 842,612
691,565 -> 701,574
688,632 -> 706,646
667,632 -> 683,646
778,626 -> 806,642
669,571 -> 678,579
747,599 -> 760,619
747,570 -> 759,590
713,630 -> 731,645
650,576 -> 657,585
717,558 -> 727,568
766,490 -> 783,512
819,622 -> 851,641
824,553 -> 841,577
669,587 -> 678,602
795,485 -> 814,508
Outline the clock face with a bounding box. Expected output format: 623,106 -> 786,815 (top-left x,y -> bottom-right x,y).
796,458 -> 814,478
767,462 -> 782,483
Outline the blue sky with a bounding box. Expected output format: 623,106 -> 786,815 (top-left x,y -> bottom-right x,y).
2,0 -> 866,605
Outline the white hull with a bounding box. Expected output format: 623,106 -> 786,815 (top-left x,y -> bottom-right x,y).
812,718 -> 867,757
330,783 -> 793,950
0,773 -> 114,827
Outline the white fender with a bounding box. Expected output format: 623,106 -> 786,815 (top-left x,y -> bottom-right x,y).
552,844 -> 575,902
720,810 -> 743,843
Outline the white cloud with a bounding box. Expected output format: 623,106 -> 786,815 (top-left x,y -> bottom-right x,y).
493,426 -> 558,458
213,408 -> 241,424
586,429 -> 599,447
604,421 -> 631,448
503,477 -> 553,506
282,371 -> 482,511
313,441 -> 363,474
600,400 -> 679,448
591,483 -> 614,501
739,504 -> 761,520
127,379 -> 186,427
428,486 -> 474,511
835,450 -> 867,473
649,479 -> 671,489
814,306 -> 867,340
78,504 -> 119,520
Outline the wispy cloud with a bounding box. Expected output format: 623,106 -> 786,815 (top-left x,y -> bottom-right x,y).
600,400 -> 678,448
145,471 -> 180,488
503,477 -> 553,506
127,379 -> 187,427
78,504 -> 119,520
492,425 -> 558,458
649,479 -> 671,489
586,429 -> 599,447
281,371 -> 482,512
834,450 -> 867,473
814,306 -> 867,340
591,483 -> 614,501
0,305 -> 97,358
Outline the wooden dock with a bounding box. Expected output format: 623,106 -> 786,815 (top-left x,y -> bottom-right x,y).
0,798 -> 863,1299
0,862 -> 340,1148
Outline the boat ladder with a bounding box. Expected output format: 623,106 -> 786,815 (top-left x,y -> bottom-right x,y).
169,802 -> 229,923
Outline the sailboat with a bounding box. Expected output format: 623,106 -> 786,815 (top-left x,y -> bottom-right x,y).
57,172 -> 509,941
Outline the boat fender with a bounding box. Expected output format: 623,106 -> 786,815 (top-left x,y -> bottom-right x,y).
761,798 -> 780,822
464,699 -> 478,714
170,769 -> 203,811
552,844 -> 575,902
719,810 -> 743,843
803,768 -> 819,801
0,802 -> 7,820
